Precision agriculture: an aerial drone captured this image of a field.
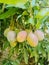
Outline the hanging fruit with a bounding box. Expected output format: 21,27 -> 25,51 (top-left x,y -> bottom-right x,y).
4,28 -> 10,37
10,42 -> 17,47
34,30 -> 44,41
7,30 -> 16,42
17,31 -> 27,42
27,32 -> 38,47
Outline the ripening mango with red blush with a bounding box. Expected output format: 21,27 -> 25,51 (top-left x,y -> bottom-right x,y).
34,30 -> 44,41
17,31 -> 27,42
27,32 -> 38,47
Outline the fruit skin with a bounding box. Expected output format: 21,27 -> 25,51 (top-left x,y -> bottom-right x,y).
27,32 -> 38,47
34,30 -> 44,41
4,28 -> 10,37
7,31 -> 16,42
17,31 -> 27,42
10,42 -> 17,47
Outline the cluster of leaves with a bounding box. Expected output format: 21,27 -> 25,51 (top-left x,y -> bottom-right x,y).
0,0 -> 49,65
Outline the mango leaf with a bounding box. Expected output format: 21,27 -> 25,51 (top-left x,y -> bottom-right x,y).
0,8 -> 17,19
35,53 -> 39,63
0,9 -> 2,14
3,41 -> 9,50
26,17 -> 34,25
6,4 -> 26,9
0,0 -> 27,5
11,61 -> 19,65
4,62 -> 9,65
36,21 -> 41,29
35,8 -> 49,19
48,53 -> 49,61
22,11 -> 28,16
30,51 -> 38,62
9,47 -> 14,57
0,0 -> 27,8
46,46 -> 49,61
2,59 -> 7,64
23,48 -> 28,64
36,16 -> 49,29
3,59 -> 10,65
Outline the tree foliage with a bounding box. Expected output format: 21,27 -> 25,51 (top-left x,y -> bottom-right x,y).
0,0 -> 49,65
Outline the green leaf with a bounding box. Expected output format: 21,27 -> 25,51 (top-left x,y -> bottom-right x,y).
36,16 -> 49,29
2,59 -> 6,64
0,0 -> 27,8
46,45 -> 49,61
22,11 -> 28,16
26,17 -> 34,25
48,53 -> 49,61
9,47 -> 14,57
23,48 -> 28,64
0,9 -> 2,14
30,51 -> 38,62
0,0 -> 27,5
46,45 -> 49,52
6,4 -> 26,9
3,60 -> 10,65
3,41 -> 9,50
0,8 -> 17,19
4,62 -> 8,65
35,8 -> 49,19
36,21 -> 41,29
11,61 -> 19,65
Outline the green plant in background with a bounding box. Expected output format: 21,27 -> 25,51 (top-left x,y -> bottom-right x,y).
0,0 -> 49,65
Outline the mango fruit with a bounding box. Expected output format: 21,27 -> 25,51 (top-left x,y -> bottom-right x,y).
10,42 -> 17,47
17,31 -> 27,42
34,30 -> 44,41
7,31 -> 16,42
27,32 -> 38,47
4,28 -> 10,37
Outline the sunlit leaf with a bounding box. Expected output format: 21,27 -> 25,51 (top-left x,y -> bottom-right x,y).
23,48 -> 28,64
0,0 -> 27,8
0,8 -> 17,19
36,16 -> 49,29
35,8 -> 49,19
26,17 -> 34,25
0,0 -> 27,5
